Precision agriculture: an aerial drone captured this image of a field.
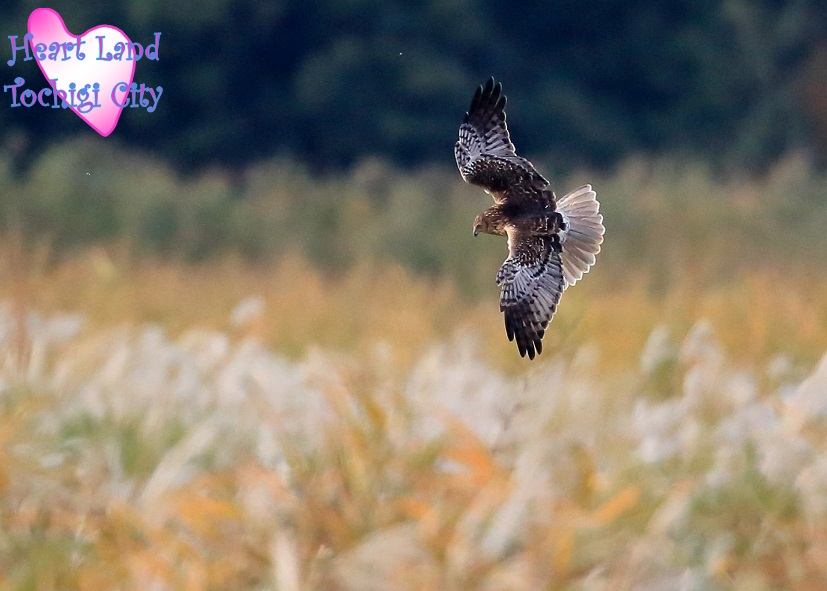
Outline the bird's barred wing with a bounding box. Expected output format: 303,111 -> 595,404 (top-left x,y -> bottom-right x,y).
497,229 -> 565,359
455,77 -> 547,199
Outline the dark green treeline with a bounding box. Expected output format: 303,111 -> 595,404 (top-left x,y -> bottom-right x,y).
1,0 -> 826,171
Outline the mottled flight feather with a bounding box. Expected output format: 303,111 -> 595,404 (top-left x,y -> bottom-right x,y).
497,233 -> 564,360
455,77 -> 548,204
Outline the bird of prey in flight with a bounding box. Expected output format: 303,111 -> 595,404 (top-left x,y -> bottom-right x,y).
455,77 -> 605,359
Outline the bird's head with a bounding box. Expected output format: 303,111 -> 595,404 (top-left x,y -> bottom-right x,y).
473,214 -> 484,237
473,210 -> 504,236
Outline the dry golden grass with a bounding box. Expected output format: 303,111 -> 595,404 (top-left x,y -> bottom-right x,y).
2,292 -> 827,589
3,150 -> 827,589
2,243 -> 826,374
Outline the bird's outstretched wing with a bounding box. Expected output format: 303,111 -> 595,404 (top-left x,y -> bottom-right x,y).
497,228 -> 565,359
455,77 -> 548,201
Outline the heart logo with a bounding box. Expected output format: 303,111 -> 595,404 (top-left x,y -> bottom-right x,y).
27,8 -> 135,136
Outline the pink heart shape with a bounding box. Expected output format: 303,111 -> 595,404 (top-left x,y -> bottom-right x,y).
28,8 -> 135,136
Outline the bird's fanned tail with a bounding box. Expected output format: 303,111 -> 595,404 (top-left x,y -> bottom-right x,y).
556,184 -> 605,287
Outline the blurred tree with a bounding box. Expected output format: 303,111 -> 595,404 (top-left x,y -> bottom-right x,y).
0,0 -> 825,171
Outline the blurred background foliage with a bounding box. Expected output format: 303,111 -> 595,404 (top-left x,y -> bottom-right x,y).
1,0 -> 827,171
2,137 -> 827,293
0,0 -> 825,363
2,139 -> 826,369
3,4 -> 827,588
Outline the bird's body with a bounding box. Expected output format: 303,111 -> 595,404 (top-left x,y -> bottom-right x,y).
455,77 -> 605,359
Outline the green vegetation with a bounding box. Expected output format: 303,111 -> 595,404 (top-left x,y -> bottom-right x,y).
5,138 -> 827,289
2,138 -> 826,367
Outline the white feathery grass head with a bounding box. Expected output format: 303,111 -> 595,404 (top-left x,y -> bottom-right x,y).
3,305 -> 827,589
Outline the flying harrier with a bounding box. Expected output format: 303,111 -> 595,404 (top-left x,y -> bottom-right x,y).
455,77 -> 605,359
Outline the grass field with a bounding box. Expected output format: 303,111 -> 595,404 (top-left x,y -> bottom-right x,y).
1,140 -> 827,589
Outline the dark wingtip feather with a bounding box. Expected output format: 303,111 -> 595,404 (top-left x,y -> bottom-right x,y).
478,77 -> 503,107
468,83 -> 484,113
